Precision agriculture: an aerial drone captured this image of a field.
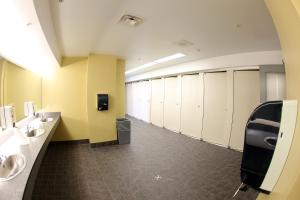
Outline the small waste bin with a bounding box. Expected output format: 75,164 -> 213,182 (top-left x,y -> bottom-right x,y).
116,118 -> 131,144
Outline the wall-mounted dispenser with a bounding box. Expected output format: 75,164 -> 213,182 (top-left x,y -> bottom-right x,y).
0,106 -> 16,129
238,100 -> 297,194
97,94 -> 108,111
0,107 -> 6,129
24,101 -> 35,117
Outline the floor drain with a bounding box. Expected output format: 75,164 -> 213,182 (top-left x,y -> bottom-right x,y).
154,174 -> 162,181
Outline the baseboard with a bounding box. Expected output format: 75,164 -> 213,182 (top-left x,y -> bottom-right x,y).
90,140 -> 118,148
50,139 -> 90,145
50,139 -> 119,148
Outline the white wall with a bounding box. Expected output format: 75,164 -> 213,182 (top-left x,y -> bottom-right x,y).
33,0 -> 61,64
126,81 -> 151,122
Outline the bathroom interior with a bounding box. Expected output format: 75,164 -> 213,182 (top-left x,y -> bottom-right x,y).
0,0 -> 300,200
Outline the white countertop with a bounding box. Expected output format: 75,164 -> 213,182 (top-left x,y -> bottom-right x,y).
0,113 -> 60,200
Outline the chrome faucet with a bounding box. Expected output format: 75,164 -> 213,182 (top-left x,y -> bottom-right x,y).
0,155 -> 7,166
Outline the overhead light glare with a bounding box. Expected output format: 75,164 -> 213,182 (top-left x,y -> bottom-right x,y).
154,53 -> 186,63
126,53 -> 186,75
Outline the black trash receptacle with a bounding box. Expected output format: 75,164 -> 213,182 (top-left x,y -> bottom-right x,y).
116,118 -> 131,144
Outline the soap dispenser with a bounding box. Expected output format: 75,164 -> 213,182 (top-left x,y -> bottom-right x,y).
4,105 -> 16,128
24,101 -> 35,117
0,107 -> 6,129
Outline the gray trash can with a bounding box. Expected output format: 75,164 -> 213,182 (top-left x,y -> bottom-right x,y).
116,118 -> 131,144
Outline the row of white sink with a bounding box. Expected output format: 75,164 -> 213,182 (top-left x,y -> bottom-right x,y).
0,117 -> 53,182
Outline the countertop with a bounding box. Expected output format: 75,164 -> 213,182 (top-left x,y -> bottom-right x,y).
0,112 -> 60,200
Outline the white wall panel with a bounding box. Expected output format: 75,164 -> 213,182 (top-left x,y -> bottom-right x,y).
126,83 -> 133,116
164,77 -> 181,132
202,72 -> 228,146
125,84 -> 128,114
180,74 -> 204,139
266,72 -> 286,101
229,71 -> 260,151
150,79 -> 164,127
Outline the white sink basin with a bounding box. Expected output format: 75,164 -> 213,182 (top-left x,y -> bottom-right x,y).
40,117 -> 53,123
0,154 -> 26,181
26,129 -> 45,137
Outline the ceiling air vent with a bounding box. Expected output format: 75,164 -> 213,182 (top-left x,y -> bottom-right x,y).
174,40 -> 194,47
119,14 -> 143,27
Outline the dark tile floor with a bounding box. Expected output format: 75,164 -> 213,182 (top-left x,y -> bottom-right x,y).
33,117 -> 258,200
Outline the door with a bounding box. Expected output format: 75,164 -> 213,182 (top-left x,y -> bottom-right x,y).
150,79 -> 164,127
164,77 -> 181,132
139,81 -> 151,122
202,72 -> 227,145
181,74 -> 204,139
230,70 -> 260,151
136,82 -> 143,120
142,81 -> 151,122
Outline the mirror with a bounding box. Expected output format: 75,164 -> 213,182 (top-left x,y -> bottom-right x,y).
0,59 -> 42,121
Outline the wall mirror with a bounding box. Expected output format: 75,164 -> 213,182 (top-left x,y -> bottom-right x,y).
0,59 -> 42,121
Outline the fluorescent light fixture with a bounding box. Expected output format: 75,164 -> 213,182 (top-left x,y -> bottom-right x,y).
154,53 -> 186,63
0,0 -> 59,76
126,53 -> 186,75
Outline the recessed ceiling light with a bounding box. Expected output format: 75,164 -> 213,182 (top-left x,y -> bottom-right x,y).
119,14 -> 143,27
125,53 -> 186,75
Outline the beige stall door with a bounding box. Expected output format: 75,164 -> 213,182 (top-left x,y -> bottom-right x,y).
181,74 -> 204,139
202,72 -> 227,145
164,77 -> 181,132
150,79 -> 164,127
230,70 -> 260,151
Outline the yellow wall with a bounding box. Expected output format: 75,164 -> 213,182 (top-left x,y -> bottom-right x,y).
42,57 -> 89,141
258,1 -> 300,200
0,59 -> 4,106
42,55 -> 125,143
2,61 -> 42,120
116,59 -> 125,118
87,54 -> 118,143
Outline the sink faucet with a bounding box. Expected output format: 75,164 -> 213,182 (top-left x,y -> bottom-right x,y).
0,155 -> 7,166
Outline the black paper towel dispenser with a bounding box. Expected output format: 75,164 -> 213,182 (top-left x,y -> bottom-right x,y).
97,94 -> 108,111
241,101 -> 282,192
238,100 -> 297,194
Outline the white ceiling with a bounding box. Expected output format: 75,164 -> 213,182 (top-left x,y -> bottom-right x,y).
50,0 -> 280,73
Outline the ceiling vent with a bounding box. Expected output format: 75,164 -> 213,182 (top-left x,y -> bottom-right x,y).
174,40 -> 194,47
119,14 -> 143,27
